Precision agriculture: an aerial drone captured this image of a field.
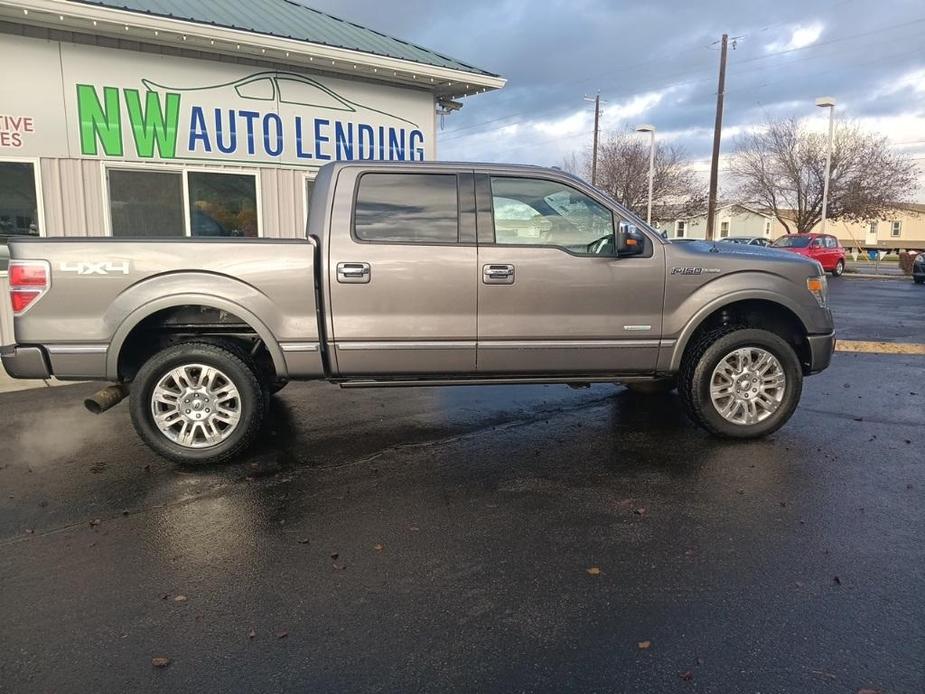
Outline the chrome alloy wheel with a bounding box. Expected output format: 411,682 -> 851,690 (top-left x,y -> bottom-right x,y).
709,347 -> 786,425
150,364 -> 242,448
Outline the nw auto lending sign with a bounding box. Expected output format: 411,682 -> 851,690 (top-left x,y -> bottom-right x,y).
0,35 -> 434,165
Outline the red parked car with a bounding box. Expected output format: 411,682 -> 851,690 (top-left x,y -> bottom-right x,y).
771,233 -> 846,277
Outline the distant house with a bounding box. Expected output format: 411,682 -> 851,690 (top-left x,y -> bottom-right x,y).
778,204 -> 925,252
659,204 -> 774,241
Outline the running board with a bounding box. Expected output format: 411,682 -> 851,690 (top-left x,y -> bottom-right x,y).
337,375 -> 657,388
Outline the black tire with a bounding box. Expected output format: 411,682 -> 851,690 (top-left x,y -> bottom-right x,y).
269,380 -> 288,395
915,277 -> 924,285
130,341 -> 266,465
625,378 -> 676,395
831,259 -> 845,277
678,327 -> 803,439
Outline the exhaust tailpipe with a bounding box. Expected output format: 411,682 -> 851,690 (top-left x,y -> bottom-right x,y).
84,384 -> 129,415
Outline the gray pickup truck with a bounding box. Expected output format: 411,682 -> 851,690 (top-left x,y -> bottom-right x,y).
1,161 -> 834,464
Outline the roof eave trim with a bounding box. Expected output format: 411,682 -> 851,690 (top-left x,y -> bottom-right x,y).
9,0 -> 506,94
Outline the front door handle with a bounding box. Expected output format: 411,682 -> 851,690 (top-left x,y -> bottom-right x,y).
483,264 -> 514,285
337,262 -> 370,284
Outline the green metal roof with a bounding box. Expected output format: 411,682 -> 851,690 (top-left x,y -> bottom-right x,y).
69,0 -> 497,77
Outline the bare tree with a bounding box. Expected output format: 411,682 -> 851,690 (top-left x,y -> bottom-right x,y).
559,152 -> 581,175
583,131 -> 706,223
730,118 -> 919,233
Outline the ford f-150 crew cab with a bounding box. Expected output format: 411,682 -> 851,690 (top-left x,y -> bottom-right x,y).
1,161 -> 835,464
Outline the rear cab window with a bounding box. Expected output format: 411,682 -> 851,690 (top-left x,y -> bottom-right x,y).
353,173 -> 459,244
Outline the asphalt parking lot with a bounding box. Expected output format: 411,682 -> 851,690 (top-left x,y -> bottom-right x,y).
1,278 -> 923,693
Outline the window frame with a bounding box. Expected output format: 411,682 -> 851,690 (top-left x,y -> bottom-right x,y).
101,162 -> 263,238
675,220 -> 686,238
720,220 -> 729,238
0,156 -> 46,238
486,174 -> 619,258
350,171 -> 464,247
891,220 -> 902,237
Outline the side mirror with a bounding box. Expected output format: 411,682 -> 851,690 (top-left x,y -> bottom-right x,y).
617,222 -> 646,256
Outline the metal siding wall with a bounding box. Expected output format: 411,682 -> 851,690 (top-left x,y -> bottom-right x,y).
260,167 -> 306,239
39,159 -> 106,237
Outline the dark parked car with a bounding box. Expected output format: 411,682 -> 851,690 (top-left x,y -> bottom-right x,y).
720,236 -> 771,247
913,252 -> 925,285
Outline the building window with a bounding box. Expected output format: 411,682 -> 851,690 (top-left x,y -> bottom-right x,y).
891,221 -> 902,237
675,221 -> 686,238
868,221 -> 877,235
354,173 -> 458,243
108,169 -> 184,237
187,172 -> 259,238
0,161 -> 42,237
764,220 -> 771,236
720,221 -> 729,238
490,176 -> 614,255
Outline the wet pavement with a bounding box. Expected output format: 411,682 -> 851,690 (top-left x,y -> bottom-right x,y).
1,279 -> 923,693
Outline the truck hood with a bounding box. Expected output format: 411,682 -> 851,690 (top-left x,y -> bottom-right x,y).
664,239 -> 822,279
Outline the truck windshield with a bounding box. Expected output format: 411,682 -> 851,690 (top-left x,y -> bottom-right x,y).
772,236 -> 812,248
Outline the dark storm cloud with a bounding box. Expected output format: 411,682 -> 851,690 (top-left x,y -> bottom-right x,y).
306,0 -> 923,172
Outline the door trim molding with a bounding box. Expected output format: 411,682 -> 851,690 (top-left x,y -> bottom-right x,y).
478,339 -> 662,349
336,341 -> 476,351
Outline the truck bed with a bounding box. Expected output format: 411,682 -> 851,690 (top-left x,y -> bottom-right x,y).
3,237 -> 322,381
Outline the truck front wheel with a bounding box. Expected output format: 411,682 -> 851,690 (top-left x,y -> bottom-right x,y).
678,328 -> 803,438
130,342 -> 266,465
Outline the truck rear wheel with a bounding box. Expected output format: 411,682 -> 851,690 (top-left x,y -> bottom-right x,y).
129,341 -> 265,465
678,327 -> 802,438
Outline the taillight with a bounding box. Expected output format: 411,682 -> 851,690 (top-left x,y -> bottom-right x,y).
9,260 -> 51,315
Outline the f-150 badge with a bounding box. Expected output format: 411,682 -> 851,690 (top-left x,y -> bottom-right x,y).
671,266 -> 721,275
59,261 -> 131,275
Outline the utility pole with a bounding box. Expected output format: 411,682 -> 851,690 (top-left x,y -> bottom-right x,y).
585,93 -> 602,186
705,34 -> 728,241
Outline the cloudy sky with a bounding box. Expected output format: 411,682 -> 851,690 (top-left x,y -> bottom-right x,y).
309,0 -> 925,195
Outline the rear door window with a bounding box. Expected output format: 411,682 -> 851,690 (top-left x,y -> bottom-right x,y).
354,173 -> 459,243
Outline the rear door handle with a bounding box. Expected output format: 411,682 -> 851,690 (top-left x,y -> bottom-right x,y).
482,264 -> 515,285
337,262 -> 370,284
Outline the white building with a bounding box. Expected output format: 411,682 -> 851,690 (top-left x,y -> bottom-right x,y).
664,204 -> 775,241
0,0 -> 504,240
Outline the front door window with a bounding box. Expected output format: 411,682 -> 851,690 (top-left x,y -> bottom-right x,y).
490,177 -> 615,256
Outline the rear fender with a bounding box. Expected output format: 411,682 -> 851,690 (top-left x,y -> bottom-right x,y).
106,273 -> 288,381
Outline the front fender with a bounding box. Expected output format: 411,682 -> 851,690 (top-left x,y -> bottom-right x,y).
660,272 -> 827,372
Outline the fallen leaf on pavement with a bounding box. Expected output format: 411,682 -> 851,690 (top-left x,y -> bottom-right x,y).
856,689 -> 882,694
586,567 -> 602,576
633,507 -> 646,515
333,563 -> 346,571
637,641 -> 652,650
248,628 -> 256,639
173,595 -> 188,602
151,656 -> 170,668
679,671 -> 693,682
276,630 -> 288,639
330,552 -> 339,560
373,544 -> 384,551
833,576 -> 841,585
297,538 -> 310,545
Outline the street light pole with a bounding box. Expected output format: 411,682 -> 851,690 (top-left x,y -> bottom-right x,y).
816,96 -> 837,233
635,124 -> 656,225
